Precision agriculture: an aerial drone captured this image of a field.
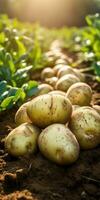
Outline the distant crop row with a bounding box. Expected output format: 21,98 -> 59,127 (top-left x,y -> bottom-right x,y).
0,14 -> 100,111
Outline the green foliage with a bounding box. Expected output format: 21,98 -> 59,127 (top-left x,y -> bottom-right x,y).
71,13 -> 100,80
0,14 -> 100,111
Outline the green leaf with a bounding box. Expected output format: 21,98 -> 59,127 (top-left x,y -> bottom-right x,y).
13,65 -> 32,78
5,53 -> 15,73
0,32 -> 5,43
93,62 -> 100,76
23,80 -> 38,97
15,38 -> 26,56
0,91 -> 9,103
0,81 -> 7,95
0,96 -> 15,110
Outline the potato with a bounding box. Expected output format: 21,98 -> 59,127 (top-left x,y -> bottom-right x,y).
41,68 -> 55,80
55,74 -> 80,92
37,84 -> 53,95
74,69 -> 85,82
49,90 -> 66,96
92,105 -> 100,115
53,64 -> 64,75
57,66 -> 85,82
27,94 -> 72,128
69,107 -> 100,149
45,77 -> 58,87
15,102 -> 31,126
57,65 -> 76,78
55,59 -> 67,65
5,123 -> 40,157
66,82 -> 92,106
72,105 -> 80,112
38,124 -> 79,165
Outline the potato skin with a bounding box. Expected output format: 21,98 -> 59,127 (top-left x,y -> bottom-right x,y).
41,68 -> 55,80
55,59 -> 67,65
27,94 -> 72,128
38,124 -> 80,165
45,77 -> 58,87
49,90 -> 66,96
74,69 -> 85,82
66,82 -> 92,106
55,74 -> 80,92
15,102 -> 31,126
5,123 -> 40,157
37,84 -> 53,95
92,105 -> 100,115
69,106 -> 100,149
57,65 -> 76,78
53,64 -> 64,75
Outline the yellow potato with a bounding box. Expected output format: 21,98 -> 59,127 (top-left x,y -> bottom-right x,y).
49,90 -> 66,96
38,124 -> 79,165
66,82 -> 92,106
27,94 -> 72,128
37,84 -> 53,95
73,69 -> 85,82
41,67 -> 55,80
92,105 -> 100,115
57,65 -> 76,78
55,74 -> 80,92
15,102 -> 31,126
45,77 -> 58,87
69,106 -> 100,149
5,123 -> 40,157
55,59 -> 67,65
53,64 -> 65,75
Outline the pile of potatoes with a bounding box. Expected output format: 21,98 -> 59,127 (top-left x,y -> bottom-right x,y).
5,48 -> 100,166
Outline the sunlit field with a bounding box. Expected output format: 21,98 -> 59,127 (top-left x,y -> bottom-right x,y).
0,1 -> 100,200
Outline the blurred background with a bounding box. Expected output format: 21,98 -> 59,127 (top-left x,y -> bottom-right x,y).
0,0 -> 100,27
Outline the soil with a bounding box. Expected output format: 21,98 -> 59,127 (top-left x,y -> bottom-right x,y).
0,74 -> 100,200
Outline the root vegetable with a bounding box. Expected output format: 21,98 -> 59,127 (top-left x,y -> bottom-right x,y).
5,123 -> 40,157
27,94 -> 72,128
41,68 -> 55,80
53,64 -> 64,75
55,59 -> 67,65
66,82 -> 92,106
45,77 -> 58,87
38,124 -> 79,165
49,90 -> 66,96
57,65 -> 76,78
74,69 -> 85,82
55,74 -> 80,92
37,84 -> 53,95
69,107 -> 100,149
92,105 -> 100,115
15,102 -> 31,126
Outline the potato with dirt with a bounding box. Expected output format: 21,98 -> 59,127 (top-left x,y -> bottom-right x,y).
69,106 -> 100,149
45,77 -> 58,87
27,94 -> 72,128
66,82 -> 92,106
15,102 -> 31,125
53,64 -> 64,75
37,84 -> 53,95
57,65 -> 76,78
74,69 -> 85,82
55,74 -> 80,92
49,90 -> 66,96
5,123 -> 40,157
41,67 -> 55,80
38,124 -> 80,165
57,65 -> 85,82
92,105 -> 100,115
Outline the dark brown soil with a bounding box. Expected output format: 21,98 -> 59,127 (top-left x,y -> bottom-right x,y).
0,77 -> 100,200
